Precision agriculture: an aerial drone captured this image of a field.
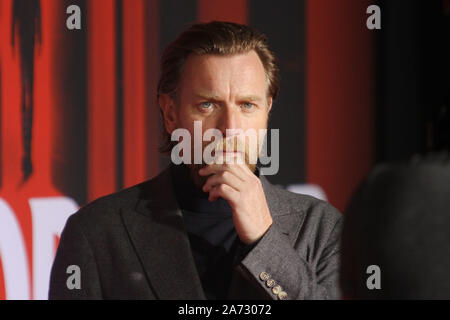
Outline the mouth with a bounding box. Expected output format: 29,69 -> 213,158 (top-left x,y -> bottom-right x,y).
213,150 -> 246,165
216,150 -> 244,156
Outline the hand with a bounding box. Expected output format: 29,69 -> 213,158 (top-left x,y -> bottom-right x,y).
199,162 -> 273,245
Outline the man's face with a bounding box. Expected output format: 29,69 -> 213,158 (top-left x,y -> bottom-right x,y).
160,50 -> 272,185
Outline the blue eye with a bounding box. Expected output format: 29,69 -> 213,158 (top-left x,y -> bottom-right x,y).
200,102 -> 213,110
242,102 -> 254,110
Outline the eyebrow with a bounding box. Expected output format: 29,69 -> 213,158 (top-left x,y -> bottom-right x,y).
193,93 -> 222,101
193,92 -> 264,103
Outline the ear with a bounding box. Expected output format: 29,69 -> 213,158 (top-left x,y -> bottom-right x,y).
267,97 -> 273,114
158,94 -> 178,134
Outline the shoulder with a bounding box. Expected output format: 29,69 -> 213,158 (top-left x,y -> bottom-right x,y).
66,165 -> 173,232
284,187 -> 341,228
66,178 -> 153,231
263,177 -> 342,221
261,177 -> 342,241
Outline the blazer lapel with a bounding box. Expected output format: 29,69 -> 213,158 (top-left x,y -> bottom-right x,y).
121,166 -> 206,300
259,175 -> 305,245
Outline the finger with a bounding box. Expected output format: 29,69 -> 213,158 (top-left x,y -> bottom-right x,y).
208,183 -> 239,203
201,163 -> 258,184
199,162 -> 246,180
212,150 -> 246,166
213,152 -> 257,179
202,170 -> 243,193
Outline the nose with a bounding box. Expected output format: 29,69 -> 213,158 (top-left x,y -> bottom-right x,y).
217,105 -> 243,137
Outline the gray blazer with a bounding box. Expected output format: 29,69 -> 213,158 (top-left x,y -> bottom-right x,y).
49,164 -> 343,300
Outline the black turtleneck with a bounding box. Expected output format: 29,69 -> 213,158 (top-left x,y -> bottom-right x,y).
171,164 -> 257,300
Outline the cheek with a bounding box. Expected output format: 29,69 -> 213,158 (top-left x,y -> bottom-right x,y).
247,113 -> 269,131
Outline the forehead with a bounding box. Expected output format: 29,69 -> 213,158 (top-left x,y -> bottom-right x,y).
179,50 -> 268,97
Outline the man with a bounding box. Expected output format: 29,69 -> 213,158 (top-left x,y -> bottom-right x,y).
49,21 -> 342,300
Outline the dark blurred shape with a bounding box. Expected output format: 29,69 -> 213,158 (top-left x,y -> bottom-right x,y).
375,0 -> 450,161
433,98 -> 450,151
341,152 -> 450,299
11,0 -> 41,182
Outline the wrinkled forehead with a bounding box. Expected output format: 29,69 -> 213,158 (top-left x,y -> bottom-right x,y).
179,51 -> 269,101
